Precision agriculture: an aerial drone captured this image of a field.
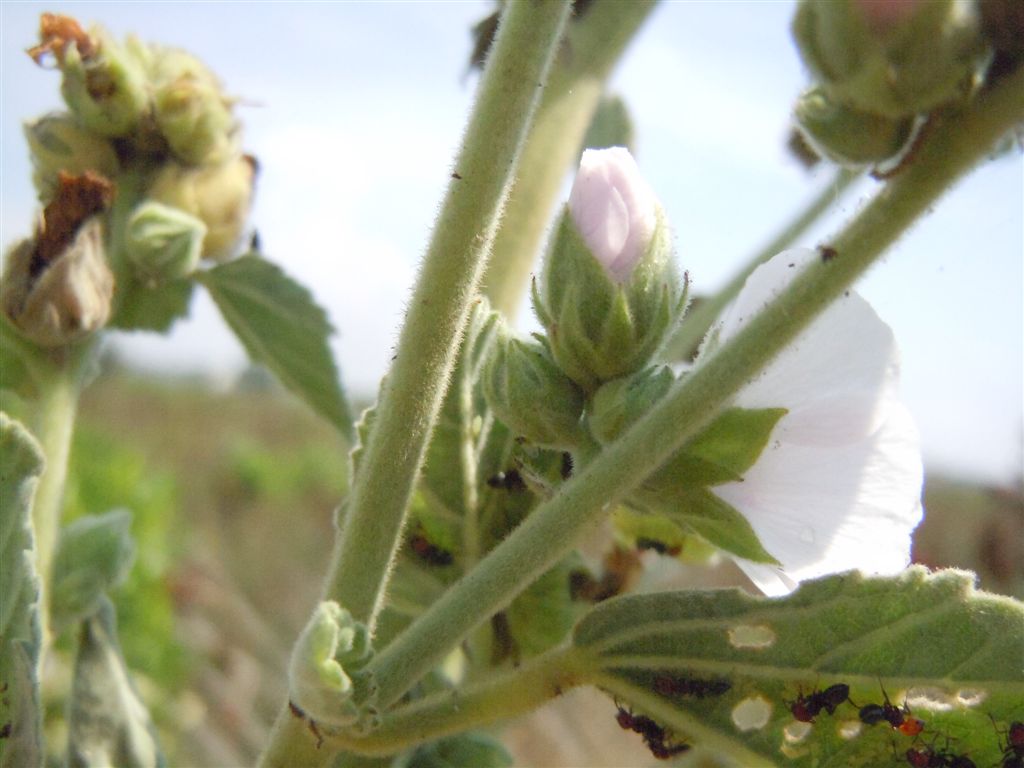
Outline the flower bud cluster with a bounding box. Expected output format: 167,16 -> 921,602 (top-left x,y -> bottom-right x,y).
791,0 -> 992,168
4,13 -> 257,347
483,148 -> 688,451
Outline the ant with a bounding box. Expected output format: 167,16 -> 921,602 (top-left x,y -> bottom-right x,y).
485,468 -> 526,492
787,683 -> 850,723
636,537 -> 682,557
653,673 -> 731,699
904,744 -> 975,768
993,718 -> 1024,768
857,683 -> 924,736
614,703 -> 690,761
408,532 -> 453,566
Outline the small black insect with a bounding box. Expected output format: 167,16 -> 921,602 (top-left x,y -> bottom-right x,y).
653,673 -> 731,699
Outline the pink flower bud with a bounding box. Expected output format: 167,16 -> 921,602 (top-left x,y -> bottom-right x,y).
568,147 -> 657,284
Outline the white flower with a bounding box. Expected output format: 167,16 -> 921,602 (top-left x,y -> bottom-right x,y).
568,147 -> 657,284
705,247 -> 924,596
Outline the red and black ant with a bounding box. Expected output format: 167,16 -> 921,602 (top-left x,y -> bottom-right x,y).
408,532 -> 453,566
993,718 -> 1024,768
787,683 -> 850,723
653,673 -> 731,699
615,703 -> 690,761
857,683 -> 924,736
904,744 -> 975,768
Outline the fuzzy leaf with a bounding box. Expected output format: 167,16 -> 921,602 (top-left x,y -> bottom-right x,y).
0,414 -> 45,768
200,255 -> 354,440
50,509 -> 136,632
571,568 -> 1024,767
66,599 -> 164,768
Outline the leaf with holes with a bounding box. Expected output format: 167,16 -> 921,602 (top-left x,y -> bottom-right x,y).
199,255 -> 354,441
0,414 -> 45,768
571,567 -> 1024,767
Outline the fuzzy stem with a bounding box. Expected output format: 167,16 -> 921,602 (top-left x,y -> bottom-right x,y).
662,167 -> 861,361
366,67 -> 1024,708
328,646 -> 588,756
482,1 -> 657,318
324,0 -> 571,628
258,5 -> 572,766
30,344 -> 92,663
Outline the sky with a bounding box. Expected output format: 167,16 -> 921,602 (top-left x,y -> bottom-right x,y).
1,2 -> 1021,485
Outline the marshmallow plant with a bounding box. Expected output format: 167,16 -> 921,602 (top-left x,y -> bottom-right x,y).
3,5 -> 1022,768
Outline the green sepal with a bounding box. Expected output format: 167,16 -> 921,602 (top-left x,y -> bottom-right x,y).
59,31 -> 149,138
288,601 -> 377,730
109,276 -> 195,333
588,366 -> 674,445
636,487 -> 779,564
66,598 -> 165,768
393,732 -> 512,768
792,0 -> 989,119
650,406 -> 788,490
50,509 -> 136,633
482,324 -> 585,449
579,94 -> 635,158
199,255 -> 355,441
795,86 -> 915,166
537,208 -> 683,392
0,414 -> 45,768
124,201 -> 205,284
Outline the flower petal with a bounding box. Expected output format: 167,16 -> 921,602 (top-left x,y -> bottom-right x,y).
707,248 -> 923,595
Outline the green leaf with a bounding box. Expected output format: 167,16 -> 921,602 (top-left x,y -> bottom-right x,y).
571,568 -> 1024,767
199,255 -> 354,441
66,598 -> 164,768
0,414 -> 45,768
109,275 -> 195,333
393,731 -> 512,768
579,94 -> 635,157
50,509 -> 136,633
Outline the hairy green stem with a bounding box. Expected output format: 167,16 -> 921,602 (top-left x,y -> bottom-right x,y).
367,67 -> 1024,708
482,0 -> 657,318
258,5 -> 572,766
324,0 -> 571,628
330,646 -> 587,756
662,167 -> 861,361
30,345 -> 92,662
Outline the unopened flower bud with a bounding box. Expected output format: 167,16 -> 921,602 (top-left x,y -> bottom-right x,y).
125,201 -> 205,283
792,0 -> 988,118
147,155 -> 255,260
151,48 -> 237,165
588,366 -> 674,445
1,217 -> 114,347
35,18 -> 149,138
794,87 -> 915,166
535,148 -> 686,392
23,113 -> 120,203
482,323 -> 585,449
568,147 -> 656,284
